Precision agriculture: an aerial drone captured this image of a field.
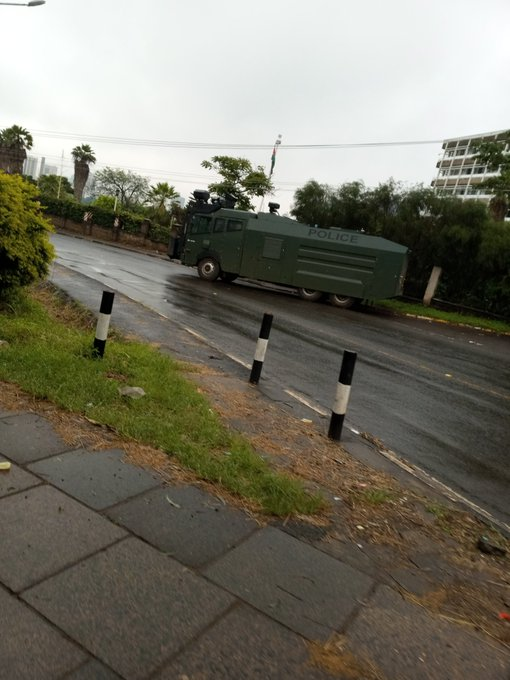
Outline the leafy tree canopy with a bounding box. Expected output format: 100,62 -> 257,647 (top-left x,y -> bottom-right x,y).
147,182 -> 179,211
71,144 -> 96,164
201,155 -> 273,211
93,167 -> 150,210
92,194 -> 116,210
472,131 -> 510,221
0,125 -> 33,150
38,174 -> 73,199
289,177 -> 510,315
0,125 -> 34,175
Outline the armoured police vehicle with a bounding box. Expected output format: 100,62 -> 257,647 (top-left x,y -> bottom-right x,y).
170,191 -> 408,308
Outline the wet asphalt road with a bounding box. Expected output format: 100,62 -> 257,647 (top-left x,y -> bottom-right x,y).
50,234 -> 510,526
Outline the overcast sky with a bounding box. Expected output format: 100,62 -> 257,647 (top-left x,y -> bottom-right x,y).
1,0 -> 509,212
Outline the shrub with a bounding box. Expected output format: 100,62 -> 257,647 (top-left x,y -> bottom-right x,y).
0,172 -> 55,300
41,196 -> 145,235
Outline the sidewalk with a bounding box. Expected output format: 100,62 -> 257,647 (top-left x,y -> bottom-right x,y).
1,405 -> 509,679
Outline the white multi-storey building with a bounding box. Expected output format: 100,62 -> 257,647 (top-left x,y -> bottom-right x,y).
23,155 -> 39,178
431,129 -> 508,203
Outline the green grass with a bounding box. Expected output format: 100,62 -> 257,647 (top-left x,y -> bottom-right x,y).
358,488 -> 397,505
376,299 -> 510,334
0,289 -> 324,516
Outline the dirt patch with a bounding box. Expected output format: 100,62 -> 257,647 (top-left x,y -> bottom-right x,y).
308,637 -> 385,679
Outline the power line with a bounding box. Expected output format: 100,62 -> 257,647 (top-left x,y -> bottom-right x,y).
31,149 -> 306,190
30,128 -> 443,151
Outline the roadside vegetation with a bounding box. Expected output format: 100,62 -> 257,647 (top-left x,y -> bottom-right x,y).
376,299 -> 510,334
0,285 -> 324,516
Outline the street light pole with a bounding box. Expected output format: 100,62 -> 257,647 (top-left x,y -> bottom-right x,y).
0,1 -> 46,6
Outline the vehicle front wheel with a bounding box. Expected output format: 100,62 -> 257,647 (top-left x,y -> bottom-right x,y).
197,258 -> 220,281
329,294 -> 355,308
220,272 -> 238,283
297,288 -> 323,302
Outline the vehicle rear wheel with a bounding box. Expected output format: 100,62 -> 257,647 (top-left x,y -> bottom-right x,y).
297,288 -> 323,302
220,272 -> 238,283
329,294 -> 355,309
197,257 -> 220,281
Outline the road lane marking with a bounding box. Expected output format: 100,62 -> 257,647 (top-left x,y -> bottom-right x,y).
376,349 -> 510,401
183,327 -> 251,368
183,327 -> 209,343
226,354 -> 251,369
284,389 -> 329,416
283,388 -> 509,534
376,446 -> 510,535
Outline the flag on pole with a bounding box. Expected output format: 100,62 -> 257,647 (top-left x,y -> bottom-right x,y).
269,134 -> 282,177
270,145 -> 277,176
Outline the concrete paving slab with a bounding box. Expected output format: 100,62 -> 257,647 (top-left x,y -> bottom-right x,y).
0,413 -> 71,463
23,537 -> 235,680
65,659 -> 121,679
389,567 -> 435,597
204,526 -> 374,641
156,604 -> 339,679
309,536 -> 391,581
346,585 -> 510,679
0,462 -> 41,498
0,485 -> 126,591
107,485 -> 257,567
28,448 -> 163,510
0,585 -> 86,680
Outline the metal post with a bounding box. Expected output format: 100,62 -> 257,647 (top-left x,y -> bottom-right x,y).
249,313 -> 273,384
328,350 -> 357,441
93,291 -> 115,358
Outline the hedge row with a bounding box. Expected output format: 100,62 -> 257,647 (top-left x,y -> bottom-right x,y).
40,196 -> 171,244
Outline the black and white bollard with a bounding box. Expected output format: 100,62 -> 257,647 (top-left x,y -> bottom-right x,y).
328,350 -> 357,441
249,313 -> 273,385
93,291 -> 115,358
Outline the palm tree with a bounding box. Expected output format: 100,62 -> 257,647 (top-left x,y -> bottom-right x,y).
0,124 -> 33,175
147,182 -> 179,211
71,144 -> 96,202
146,182 -> 179,222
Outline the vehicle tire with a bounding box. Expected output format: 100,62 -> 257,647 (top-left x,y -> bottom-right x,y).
297,288 -> 323,302
329,294 -> 355,309
220,272 -> 238,283
197,257 -> 220,281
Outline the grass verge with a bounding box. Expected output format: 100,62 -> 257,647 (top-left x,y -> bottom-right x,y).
0,285 -> 324,516
376,299 -> 510,334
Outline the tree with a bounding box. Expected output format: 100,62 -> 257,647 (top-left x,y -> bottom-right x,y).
0,124 -> 34,175
145,182 -> 180,227
290,180 -> 333,226
330,181 -> 369,231
147,182 -> 179,212
201,156 -> 273,211
71,144 -> 96,202
0,173 -> 55,299
290,178 -> 506,310
93,167 -> 150,211
92,195 -> 116,210
38,174 -> 73,199
472,131 -> 510,221
291,179 -> 375,230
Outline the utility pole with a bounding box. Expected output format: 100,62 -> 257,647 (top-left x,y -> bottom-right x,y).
57,150 -> 64,199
